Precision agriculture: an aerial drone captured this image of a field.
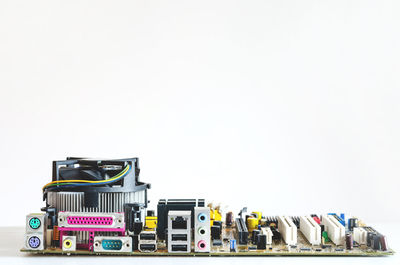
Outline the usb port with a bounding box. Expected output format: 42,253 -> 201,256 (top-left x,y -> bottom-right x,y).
139,233 -> 156,240
171,234 -> 187,241
171,244 -> 188,252
139,244 -> 156,252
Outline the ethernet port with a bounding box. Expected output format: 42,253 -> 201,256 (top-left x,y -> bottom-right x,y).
172,216 -> 187,229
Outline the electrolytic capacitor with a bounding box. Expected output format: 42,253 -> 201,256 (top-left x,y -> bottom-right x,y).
226,212 -> 233,226
247,217 -> 258,232
380,235 -> 388,251
346,233 -> 353,250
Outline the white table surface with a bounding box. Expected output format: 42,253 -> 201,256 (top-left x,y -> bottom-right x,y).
1,223 -> 398,265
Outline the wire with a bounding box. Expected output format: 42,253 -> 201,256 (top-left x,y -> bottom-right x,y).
43,164 -> 130,190
42,164 -> 131,191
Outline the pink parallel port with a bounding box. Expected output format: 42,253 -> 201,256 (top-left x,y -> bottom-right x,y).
67,216 -> 114,226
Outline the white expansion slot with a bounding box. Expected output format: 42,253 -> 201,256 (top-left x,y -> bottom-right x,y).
353,227 -> 377,245
353,227 -> 367,245
261,227 -> 273,245
300,216 -> 321,245
277,216 -> 297,245
321,215 -> 345,245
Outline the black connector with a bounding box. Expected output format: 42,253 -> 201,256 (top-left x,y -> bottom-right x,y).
139,244 -> 156,251
171,245 -> 188,252
171,234 -> 187,241
211,225 -> 221,240
235,218 -> 248,245
172,217 -> 187,229
139,233 -> 156,241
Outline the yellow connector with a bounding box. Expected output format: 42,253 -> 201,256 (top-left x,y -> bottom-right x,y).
251,211 -> 262,221
210,209 -> 215,226
145,216 -> 157,230
209,205 -> 222,226
63,239 -> 72,249
214,206 -> 222,222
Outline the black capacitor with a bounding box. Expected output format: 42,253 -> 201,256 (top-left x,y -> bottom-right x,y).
348,218 -> 358,231
373,234 -> 381,250
380,235 -> 388,251
214,220 -> 223,231
346,233 -> 353,250
320,225 -> 325,232
257,234 -> 267,250
211,225 -> 221,240
252,229 -> 261,245
226,212 -> 233,226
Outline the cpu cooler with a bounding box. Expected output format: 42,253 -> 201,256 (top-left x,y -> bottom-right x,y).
43,157 -> 150,222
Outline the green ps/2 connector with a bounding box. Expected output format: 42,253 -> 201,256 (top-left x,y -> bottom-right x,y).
29,217 -> 41,229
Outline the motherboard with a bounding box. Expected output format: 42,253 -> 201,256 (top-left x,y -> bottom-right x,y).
21,157 -> 394,257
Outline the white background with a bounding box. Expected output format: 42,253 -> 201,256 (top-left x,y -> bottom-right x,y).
0,0 -> 399,233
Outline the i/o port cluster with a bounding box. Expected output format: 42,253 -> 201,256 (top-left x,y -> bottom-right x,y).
194,207 -> 210,252
25,213 -> 47,250
168,211 -> 191,253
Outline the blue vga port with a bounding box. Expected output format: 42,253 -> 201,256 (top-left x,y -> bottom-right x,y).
102,239 -> 123,250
